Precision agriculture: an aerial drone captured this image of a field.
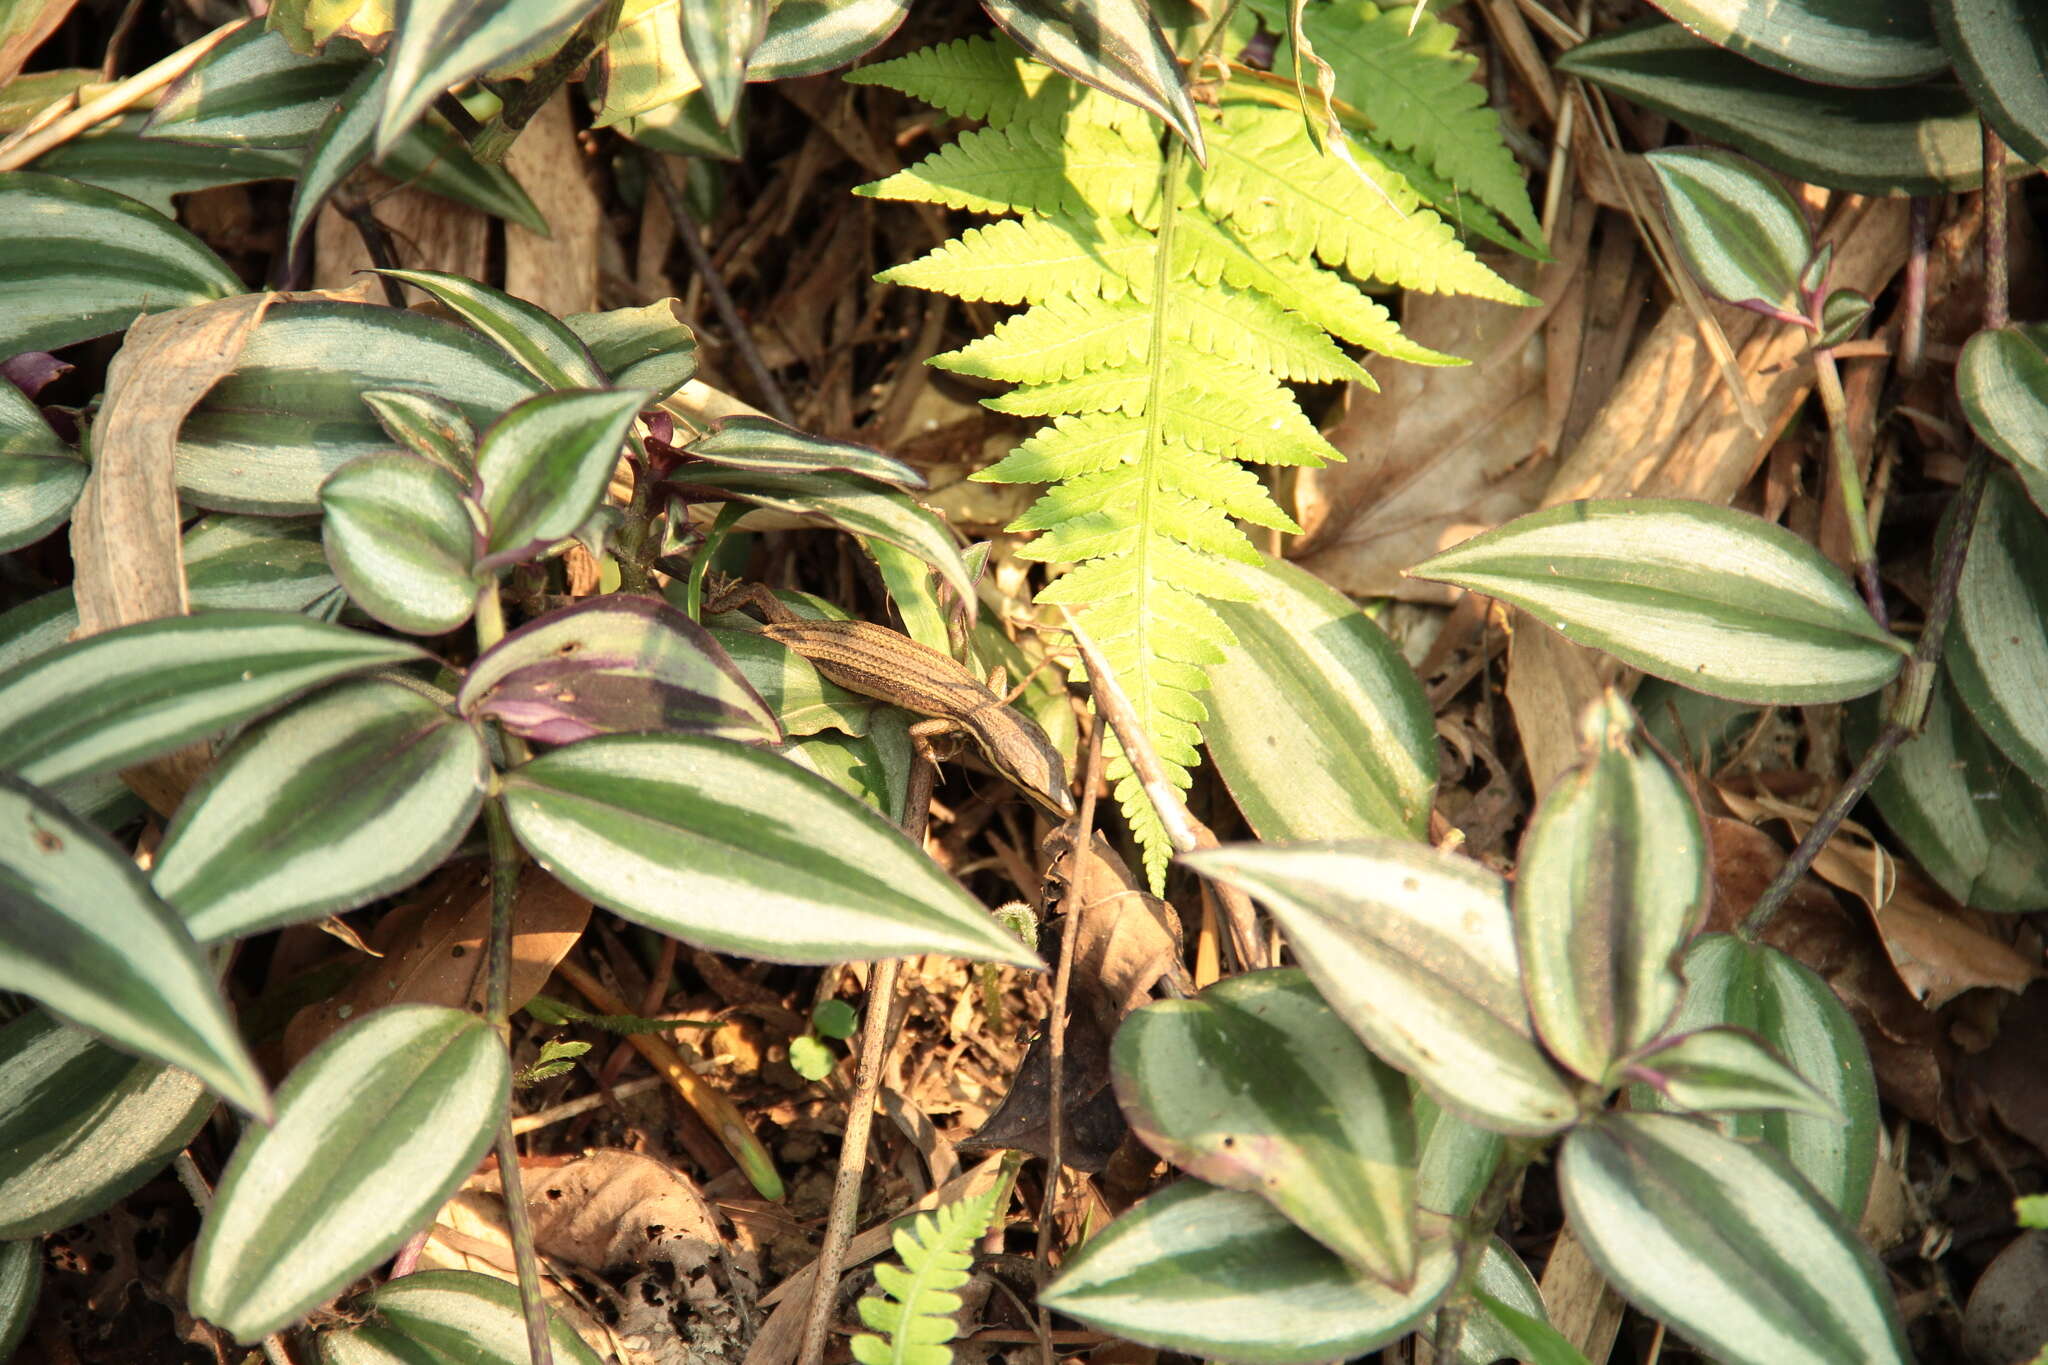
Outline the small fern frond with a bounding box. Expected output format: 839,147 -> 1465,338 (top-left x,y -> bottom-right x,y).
1198,101 -> 1535,303
849,1184 -> 1003,1365
1291,0 -> 1546,250
856,31 -> 1533,885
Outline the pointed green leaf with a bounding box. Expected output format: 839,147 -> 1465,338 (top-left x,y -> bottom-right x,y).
1560,1113 -> 1909,1365
1204,553 -> 1436,842
143,23 -> 365,147
1420,1240 -> 1558,1365
1516,692 -> 1706,1082
376,0 -> 604,155
1646,148 -> 1811,320
0,777 -> 268,1117
361,388 -> 476,476
1557,22 -> 1984,195
0,171 -> 241,356
190,1006 -> 508,1343
376,268 -> 606,389
1644,0 -> 1944,86
284,58 -> 383,250
459,594 -> 778,743
1932,0 -> 2048,164
749,0 -> 908,79
0,1237 -> 36,1362
1656,934 -> 1878,1218
1856,672 -> 2048,912
679,0 -> 766,125
324,1270 -> 606,1365
566,299 -> 699,399
499,733 -> 1040,965
685,413 -> 924,487
1630,1026 -> 1842,1120
1474,1285 -> 1595,1365
320,451 -> 482,635
1040,1181 -> 1457,1364
0,611 -> 422,788
1958,324 -> 2048,515
28,115 -> 303,215
1410,499 -> 1905,704
0,1008 -> 213,1239
674,465 -> 973,604
1112,969 -> 1418,1285
0,514 -> 340,676
154,680 -> 489,943
476,388 -> 650,564
1415,1091 -> 1503,1219
0,375 -> 83,554
981,0 -> 1204,163
1949,472 -> 2048,790
176,300 -> 545,515
1182,840 -> 1579,1137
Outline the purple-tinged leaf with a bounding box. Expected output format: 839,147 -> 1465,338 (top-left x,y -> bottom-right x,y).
685,413 -> 925,488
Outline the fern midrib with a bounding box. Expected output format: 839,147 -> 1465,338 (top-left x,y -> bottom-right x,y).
1126,127 -> 1192,759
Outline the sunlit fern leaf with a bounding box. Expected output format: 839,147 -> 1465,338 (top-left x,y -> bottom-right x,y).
855,34 -> 1530,888
850,1183 -> 1004,1365
1286,0 -> 1547,251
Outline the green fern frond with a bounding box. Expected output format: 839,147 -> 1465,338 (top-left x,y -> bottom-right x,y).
855,33 -> 1532,888
849,1183 -> 1004,1365
1289,0 -> 1546,250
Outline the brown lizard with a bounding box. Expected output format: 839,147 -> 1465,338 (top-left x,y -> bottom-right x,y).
706,580 -> 1076,818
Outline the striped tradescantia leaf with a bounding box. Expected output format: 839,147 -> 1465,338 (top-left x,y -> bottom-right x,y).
499,733 -> 1040,965
1112,969 -> 1418,1286
320,451 -> 482,636
1932,0 -> 2048,164
377,268 -> 606,390
1949,472 -> 2048,789
0,1237 -> 35,1361
1410,499 -> 1905,704
1041,1181 -> 1455,1362
28,115 -> 303,215
1514,692 -> 1706,1083
175,300 -> 545,515
0,1009 -> 212,1239
189,1005 -> 507,1343
685,414 -> 924,486
320,1271 -> 605,1365
476,388 -> 651,566
1561,1112 -> 1909,1365
0,776 -> 268,1118
1957,324 -> 2048,516
1182,839 -> 1580,1137
460,594 -> 778,744
1651,934 -> 1879,1218
1646,147 -> 1811,322
0,611 -> 421,788
0,373 -> 84,554
154,679 -> 489,943
567,299 -> 699,400
0,172 -> 241,357
1644,0 -> 1945,87
143,24 -> 364,147
1205,553 -> 1436,843
376,0 -> 605,155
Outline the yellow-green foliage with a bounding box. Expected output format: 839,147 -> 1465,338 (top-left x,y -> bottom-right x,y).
853,18 -> 1534,886
849,1183 -> 1002,1365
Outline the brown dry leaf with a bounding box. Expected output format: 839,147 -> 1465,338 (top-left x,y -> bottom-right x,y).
1719,788 -> 2042,1007
419,1183 -> 632,1361
1961,985 -> 2048,1166
1045,827 -> 1187,1019
68,292 -> 272,813
282,861 -> 590,1065
1504,610 -> 1606,799
1293,252 -> 1556,603
313,169 -> 490,286
506,1149 -> 723,1281
1543,195 -> 1909,506
504,92 -> 601,317
0,0 -> 78,86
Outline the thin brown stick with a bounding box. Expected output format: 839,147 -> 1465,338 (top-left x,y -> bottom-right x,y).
643,152 -> 798,426
795,754 -> 938,1365
1034,713 -> 1108,1365
0,17 -> 248,170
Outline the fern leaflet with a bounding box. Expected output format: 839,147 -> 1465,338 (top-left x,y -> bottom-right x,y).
849,1183 -> 1003,1365
856,32 -> 1533,886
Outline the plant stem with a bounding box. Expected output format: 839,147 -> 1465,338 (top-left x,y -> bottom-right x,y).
1741,446 -> 1990,938
469,0 -> 623,164
486,760 -> 550,1363
1812,347 -> 1885,628
1433,1138 -> 1541,1359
